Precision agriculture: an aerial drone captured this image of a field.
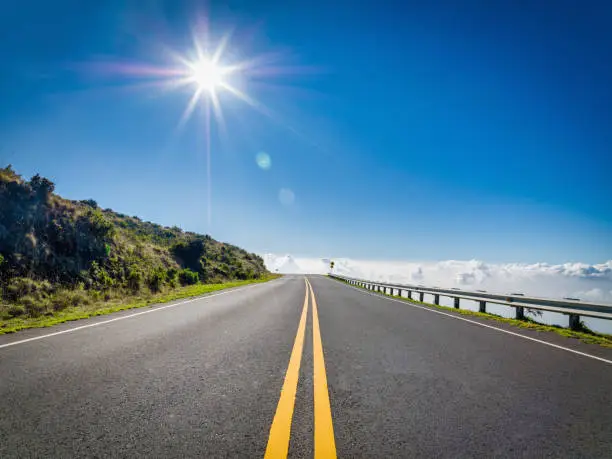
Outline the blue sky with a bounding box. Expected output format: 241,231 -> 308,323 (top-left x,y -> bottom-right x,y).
1,0 -> 611,264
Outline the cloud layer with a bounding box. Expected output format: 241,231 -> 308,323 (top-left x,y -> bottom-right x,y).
262,254 -> 612,303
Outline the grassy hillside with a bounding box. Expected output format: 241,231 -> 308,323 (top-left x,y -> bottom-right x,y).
0,165 -> 270,326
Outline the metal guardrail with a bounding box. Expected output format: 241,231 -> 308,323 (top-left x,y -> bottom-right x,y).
329,274 -> 612,330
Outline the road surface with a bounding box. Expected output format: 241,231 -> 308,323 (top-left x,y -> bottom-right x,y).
1,275 -> 611,458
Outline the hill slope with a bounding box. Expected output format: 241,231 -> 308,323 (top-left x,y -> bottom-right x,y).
0,165 -> 268,321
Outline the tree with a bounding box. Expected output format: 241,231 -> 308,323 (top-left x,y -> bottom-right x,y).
171,239 -> 206,272
330,260 -> 335,272
29,174 -> 55,201
81,199 -> 98,208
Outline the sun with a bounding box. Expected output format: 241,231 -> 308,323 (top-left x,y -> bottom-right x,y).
188,58 -> 227,93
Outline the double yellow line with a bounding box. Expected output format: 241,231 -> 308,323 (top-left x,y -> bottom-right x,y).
265,278 -> 337,458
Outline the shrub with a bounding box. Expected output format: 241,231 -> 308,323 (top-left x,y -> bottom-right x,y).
6,305 -> 25,318
52,289 -> 90,311
87,209 -> 115,239
178,268 -> 199,286
30,174 -> 55,201
127,268 -> 143,293
19,295 -> 48,318
171,239 -> 206,271
81,199 -> 98,208
89,262 -> 114,290
166,268 -> 179,288
148,269 -> 166,293
5,278 -> 54,301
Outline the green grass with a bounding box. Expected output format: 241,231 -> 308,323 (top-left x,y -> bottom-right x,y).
332,277 -> 612,348
0,274 -> 281,335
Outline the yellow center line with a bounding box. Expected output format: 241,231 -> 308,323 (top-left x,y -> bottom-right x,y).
264,279 -> 310,459
307,277 -> 337,459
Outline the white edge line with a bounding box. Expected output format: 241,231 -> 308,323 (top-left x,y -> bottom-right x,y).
0,280 -> 276,350
332,278 -> 612,365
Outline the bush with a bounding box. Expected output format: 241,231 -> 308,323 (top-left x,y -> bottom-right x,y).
30,174 -> 55,201
86,209 -> 115,239
89,262 -> 114,290
6,305 -> 25,318
178,268 -> 199,286
171,239 -> 206,271
148,269 -> 166,293
19,295 -> 48,318
52,289 -> 90,311
81,199 -> 98,208
126,268 -> 143,293
166,268 -> 179,288
5,278 -> 54,301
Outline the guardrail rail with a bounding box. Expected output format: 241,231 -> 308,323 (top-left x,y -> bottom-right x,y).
329,274 -> 612,330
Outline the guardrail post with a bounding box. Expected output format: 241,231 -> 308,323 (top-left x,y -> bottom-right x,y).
569,314 -> 580,331
335,278 -> 610,330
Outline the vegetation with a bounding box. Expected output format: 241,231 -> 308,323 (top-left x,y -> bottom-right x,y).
0,165 -> 272,332
0,275 -> 280,334
331,276 -> 612,348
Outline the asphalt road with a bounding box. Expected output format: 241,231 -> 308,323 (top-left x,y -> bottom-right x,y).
1,275 -> 611,458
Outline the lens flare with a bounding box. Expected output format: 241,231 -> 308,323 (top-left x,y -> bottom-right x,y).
256,152 -> 272,170
79,10 -> 323,227
279,188 -> 295,206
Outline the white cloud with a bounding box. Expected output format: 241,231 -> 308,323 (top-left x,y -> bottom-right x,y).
262,254 -> 612,303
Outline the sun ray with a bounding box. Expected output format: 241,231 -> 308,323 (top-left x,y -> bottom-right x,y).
79,22 -> 324,227
204,96 -> 212,227
212,31 -> 234,65
209,89 -> 227,136
178,87 -> 204,130
218,81 -> 258,107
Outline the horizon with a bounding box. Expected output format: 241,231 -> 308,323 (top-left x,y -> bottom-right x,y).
2,1 -> 611,265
